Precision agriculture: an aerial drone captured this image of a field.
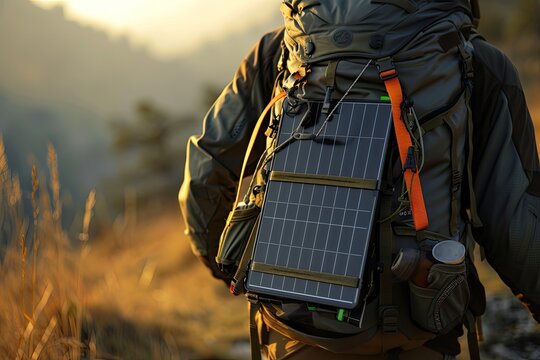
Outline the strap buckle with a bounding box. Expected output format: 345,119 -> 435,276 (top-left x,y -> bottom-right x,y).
282,67 -> 308,93
379,306 -> 400,334
403,146 -> 417,173
377,57 -> 398,81
229,279 -> 244,296
246,292 -> 260,304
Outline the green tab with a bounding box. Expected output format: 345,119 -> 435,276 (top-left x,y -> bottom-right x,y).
336,308 -> 346,321
380,95 -> 391,102
307,304 -> 317,312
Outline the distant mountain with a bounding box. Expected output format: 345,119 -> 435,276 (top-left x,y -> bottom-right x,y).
0,0 -> 281,223
0,0 -> 281,116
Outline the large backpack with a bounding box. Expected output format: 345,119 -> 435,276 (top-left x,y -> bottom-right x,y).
217,0 -> 486,357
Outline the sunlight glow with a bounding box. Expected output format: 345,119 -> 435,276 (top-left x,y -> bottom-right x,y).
30,0 -> 280,58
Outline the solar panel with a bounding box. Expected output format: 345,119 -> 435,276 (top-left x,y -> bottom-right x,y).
245,101 -> 393,309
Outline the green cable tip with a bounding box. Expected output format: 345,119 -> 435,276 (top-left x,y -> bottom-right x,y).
380,95 -> 391,102
307,305 -> 317,312
336,308 -> 346,321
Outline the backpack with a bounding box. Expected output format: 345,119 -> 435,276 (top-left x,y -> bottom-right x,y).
216,0 -> 486,357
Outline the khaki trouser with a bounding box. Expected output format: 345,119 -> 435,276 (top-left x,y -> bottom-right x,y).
256,308 -> 455,360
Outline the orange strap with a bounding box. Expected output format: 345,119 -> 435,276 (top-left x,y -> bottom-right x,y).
380,69 -> 429,231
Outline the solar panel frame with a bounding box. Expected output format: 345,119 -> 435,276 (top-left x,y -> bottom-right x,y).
245,100 -> 393,309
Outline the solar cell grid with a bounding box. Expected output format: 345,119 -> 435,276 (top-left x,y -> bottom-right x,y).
246,101 -> 393,309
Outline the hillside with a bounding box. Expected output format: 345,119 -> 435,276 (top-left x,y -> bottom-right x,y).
0,0 -> 281,116
0,0 -> 281,220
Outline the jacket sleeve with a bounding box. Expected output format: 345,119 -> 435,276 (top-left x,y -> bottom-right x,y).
471,37 -> 540,322
178,28 -> 284,281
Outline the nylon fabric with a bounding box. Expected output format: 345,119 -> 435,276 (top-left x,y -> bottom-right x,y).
281,0 -> 472,72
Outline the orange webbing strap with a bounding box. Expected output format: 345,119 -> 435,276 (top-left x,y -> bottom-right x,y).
233,90 -> 287,207
379,66 -> 429,231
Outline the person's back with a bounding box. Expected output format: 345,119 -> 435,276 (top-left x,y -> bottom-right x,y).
179,1 -> 540,359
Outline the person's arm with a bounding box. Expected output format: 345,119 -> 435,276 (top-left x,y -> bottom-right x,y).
471,37 -> 540,321
178,28 -> 284,282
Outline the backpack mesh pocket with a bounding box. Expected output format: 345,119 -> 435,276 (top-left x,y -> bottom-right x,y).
409,262 -> 470,335
216,202 -> 261,276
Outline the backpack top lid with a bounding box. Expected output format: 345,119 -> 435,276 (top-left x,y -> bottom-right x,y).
281,0 -> 473,70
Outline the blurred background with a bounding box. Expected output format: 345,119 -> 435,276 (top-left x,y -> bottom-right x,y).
0,0 -> 538,359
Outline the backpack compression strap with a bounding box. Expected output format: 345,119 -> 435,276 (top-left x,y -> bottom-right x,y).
377,58 -> 429,231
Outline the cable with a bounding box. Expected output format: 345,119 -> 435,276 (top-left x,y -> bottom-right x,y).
313,60 -> 373,138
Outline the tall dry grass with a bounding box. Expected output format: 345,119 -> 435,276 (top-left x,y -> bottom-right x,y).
0,138 -> 96,359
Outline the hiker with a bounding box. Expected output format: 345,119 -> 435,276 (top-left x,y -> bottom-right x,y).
179,1 -> 539,359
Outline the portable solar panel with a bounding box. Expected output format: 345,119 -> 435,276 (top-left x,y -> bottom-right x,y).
245,101 -> 393,309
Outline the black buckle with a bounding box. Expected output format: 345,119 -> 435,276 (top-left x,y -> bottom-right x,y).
403,146 -> 417,173
377,57 -> 398,81
229,279 -> 244,296
246,292 -> 260,304
379,306 -> 400,334
321,86 -> 334,114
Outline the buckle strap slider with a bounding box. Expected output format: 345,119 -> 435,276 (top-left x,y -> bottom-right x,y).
380,306 -> 399,334
403,146 -> 417,173
377,57 -> 398,81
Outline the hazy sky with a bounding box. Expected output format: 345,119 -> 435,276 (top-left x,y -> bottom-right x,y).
31,0 -> 280,59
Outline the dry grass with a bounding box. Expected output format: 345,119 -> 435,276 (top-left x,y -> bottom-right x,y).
0,139 -> 248,360
82,208 -> 249,359
0,140 -> 86,359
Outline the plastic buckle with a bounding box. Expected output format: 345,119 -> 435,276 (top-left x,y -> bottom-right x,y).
403,146 -> 417,173
321,86 -> 334,114
282,68 -> 307,93
377,57 -> 398,81
229,278 -> 245,296
380,306 -> 399,334
229,280 -> 240,296
246,292 -> 260,304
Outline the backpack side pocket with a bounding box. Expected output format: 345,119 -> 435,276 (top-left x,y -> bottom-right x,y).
409,262 -> 470,335
216,202 -> 261,277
